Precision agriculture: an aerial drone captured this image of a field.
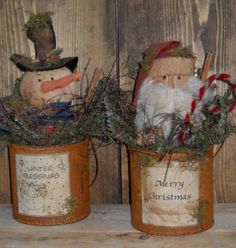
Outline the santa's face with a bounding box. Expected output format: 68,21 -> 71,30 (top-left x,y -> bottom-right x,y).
151,74 -> 190,88
20,67 -> 79,109
135,76 -> 213,138
148,57 -> 196,88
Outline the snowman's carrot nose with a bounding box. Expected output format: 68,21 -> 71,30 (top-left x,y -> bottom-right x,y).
40,72 -> 81,93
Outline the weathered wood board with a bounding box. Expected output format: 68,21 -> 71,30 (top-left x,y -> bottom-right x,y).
0,0 -> 236,203
0,204 -> 235,248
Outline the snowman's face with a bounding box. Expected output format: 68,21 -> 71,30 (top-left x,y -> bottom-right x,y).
20,67 -> 77,109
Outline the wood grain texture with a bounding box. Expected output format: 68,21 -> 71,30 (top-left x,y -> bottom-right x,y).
0,149 -> 11,203
211,0 -> 236,203
89,142 -> 121,204
0,0 -> 120,204
121,146 -> 130,203
118,0 -> 236,203
0,204 -> 235,248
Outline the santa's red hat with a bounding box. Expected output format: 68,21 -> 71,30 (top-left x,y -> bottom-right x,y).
132,41 -> 181,106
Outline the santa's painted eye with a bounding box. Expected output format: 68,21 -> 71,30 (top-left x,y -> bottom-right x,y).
163,76 -> 167,80
51,77 -> 54,80
177,76 -> 181,80
38,79 -> 42,82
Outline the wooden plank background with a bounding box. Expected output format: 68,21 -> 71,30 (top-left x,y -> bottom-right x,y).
0,0 -> 236,204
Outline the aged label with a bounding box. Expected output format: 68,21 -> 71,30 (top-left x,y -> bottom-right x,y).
16,153 -> 71,216
141,159 -> 199,227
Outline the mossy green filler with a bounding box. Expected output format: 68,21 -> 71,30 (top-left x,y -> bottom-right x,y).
65,196 -> 78,215
192,199 -> 209,226
24,12 -> 54,31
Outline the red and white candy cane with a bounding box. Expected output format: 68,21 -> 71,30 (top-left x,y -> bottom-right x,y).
191,73 -> 231,116
206,73 -> 231,87
178,73 -> 231,145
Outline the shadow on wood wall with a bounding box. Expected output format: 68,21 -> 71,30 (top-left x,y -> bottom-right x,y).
0,0 -> 235,203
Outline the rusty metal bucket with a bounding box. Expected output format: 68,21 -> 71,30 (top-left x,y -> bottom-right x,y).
9,140 -> 90,225
129,147 -> 214,235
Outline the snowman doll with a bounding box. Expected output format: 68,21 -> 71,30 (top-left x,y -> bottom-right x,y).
11,13 -> 81,120
133,41 -> 214,140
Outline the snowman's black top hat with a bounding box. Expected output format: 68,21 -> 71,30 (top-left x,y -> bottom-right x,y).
10,12 -> 78,72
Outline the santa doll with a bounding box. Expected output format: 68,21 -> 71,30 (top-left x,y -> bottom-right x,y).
133,41 -> 214,140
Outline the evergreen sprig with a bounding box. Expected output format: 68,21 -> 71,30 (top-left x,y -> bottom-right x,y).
0,75 -> 235,157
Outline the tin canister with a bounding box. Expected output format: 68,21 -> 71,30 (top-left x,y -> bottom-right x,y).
129,147 -> 214,235
9,140 -> 90,225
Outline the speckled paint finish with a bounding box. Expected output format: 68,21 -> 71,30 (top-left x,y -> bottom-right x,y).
141,160 -> 199,227
16,153 -> 71,216
9,141 -> 90,225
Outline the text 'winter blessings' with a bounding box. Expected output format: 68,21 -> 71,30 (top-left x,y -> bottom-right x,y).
19,161 -> 63,180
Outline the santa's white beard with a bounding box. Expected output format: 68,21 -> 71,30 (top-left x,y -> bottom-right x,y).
134,76 -> 214,138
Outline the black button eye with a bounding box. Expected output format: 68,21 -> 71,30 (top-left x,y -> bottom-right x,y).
51,77 -> 54,80
163,76 -> 167,80
177,76 -> 181,80
38,79 -> 42,82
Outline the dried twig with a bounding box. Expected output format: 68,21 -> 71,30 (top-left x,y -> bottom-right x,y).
80,58 -> 91,84
76,68 -> 102,123
85,68 -> 102,105
201,53 -> 214,81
